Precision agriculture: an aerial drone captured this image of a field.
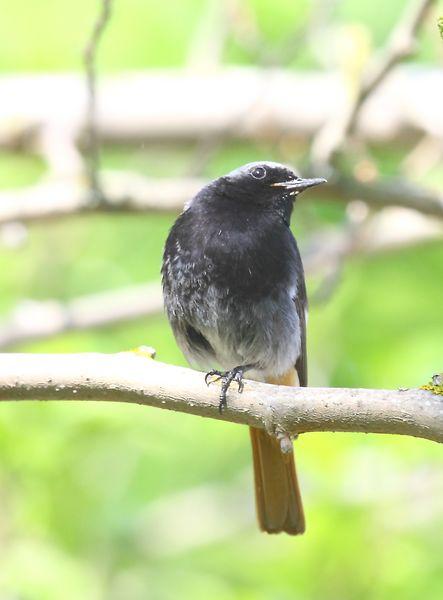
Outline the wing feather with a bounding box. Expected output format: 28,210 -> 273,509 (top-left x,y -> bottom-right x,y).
293,282 -> 308,387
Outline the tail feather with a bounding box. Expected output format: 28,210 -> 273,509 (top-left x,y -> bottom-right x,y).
249,367 -> 305,535
250,427 -> 305,535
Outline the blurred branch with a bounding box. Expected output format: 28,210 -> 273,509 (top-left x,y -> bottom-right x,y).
309,203 -> 369,304
402,135 -> 443,177
83,0 -> 113,201
186,0 -> 228,70
226,0 -> 337,67
0,173 -> 203,225
306,201 -> 443,302
185,0 -> 338,176
311,0 -> 436,169
1,68 -> 443,152
1,207 -> 440,349
0,353 -> 441,444
0,170 -> 442,225
0,283 -> 162,349
326,173 -> 443,218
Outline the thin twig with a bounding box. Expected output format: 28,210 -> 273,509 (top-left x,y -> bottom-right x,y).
311,0 -> 436,169
227,0 -> 338,67
83,0 -> 113,204
347,0 -> 435,137
186,0 -> 338,176
310,204 -> 370,304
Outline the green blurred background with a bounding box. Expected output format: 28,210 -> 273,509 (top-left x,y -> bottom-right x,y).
0,0 -> 443,598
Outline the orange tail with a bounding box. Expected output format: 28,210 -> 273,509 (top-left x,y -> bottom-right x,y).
249,368 -> 305,535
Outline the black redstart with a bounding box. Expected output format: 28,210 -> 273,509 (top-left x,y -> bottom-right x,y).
162,162 -> 326,534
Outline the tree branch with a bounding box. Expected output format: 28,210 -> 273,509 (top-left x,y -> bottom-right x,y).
310,0 -> 436,168
357,0 -> 434,107
0,173 -> 203,225
1,207 -> 440,349
0,353 -> 441,444
0,283 -> 163,349
1,67 -> 442,152
83,0 -> 113,200
326,173 -> 443,218
0,170 -> 442,227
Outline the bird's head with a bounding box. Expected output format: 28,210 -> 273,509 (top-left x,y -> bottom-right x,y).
219,161 -> 326,206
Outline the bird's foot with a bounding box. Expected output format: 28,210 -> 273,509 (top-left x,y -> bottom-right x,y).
205,365 -> 250,414
204,369 -> 224,386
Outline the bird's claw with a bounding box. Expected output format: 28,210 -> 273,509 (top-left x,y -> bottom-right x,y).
205,369 -> 223,386
234,371 -> 244,393
204,366 -> 248,414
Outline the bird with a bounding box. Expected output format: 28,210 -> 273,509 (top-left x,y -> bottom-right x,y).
161,161 -> 326,535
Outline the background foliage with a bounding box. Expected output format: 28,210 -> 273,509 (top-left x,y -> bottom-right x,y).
0,0 -> 442,598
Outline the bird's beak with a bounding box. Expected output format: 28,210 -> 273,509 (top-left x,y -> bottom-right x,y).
271,177 -> 327,192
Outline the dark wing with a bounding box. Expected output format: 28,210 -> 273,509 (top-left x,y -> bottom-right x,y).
294,283 -> 307,387
162,212 -> 217,367
184,323 -> 215,359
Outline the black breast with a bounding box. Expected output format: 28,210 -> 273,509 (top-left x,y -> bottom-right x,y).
162,198 -> 299,306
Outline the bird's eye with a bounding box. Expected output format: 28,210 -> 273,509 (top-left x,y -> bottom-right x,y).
250,166 -> 267,180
